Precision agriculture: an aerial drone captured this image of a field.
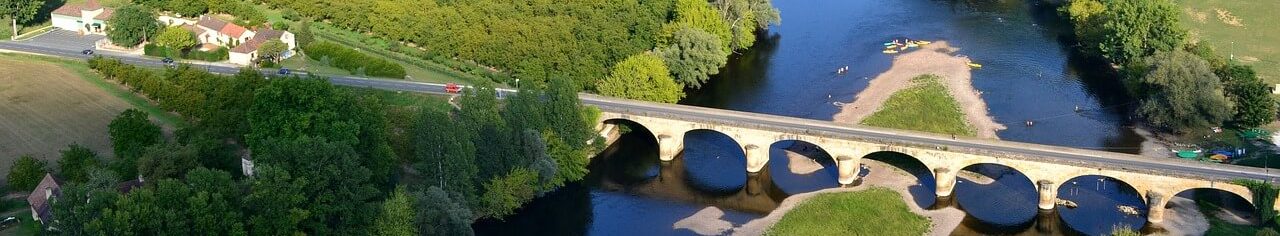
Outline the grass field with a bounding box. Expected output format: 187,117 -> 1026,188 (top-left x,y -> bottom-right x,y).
861,75 -> 975,136
309,23 -> 493,85
1176,0 -> 1280,84
765,188 -> 929,236
0,53 -> 181,178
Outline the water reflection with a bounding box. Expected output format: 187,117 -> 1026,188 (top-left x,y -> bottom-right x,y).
1057,176 -> 1148,235
682,130 -> 749,194
953,164 -> 1039,233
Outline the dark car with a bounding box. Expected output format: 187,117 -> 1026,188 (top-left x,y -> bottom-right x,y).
81,49 -> 94,55
0,216 -> 19,230
278,68 -> 291,75
161,57 -> 175,65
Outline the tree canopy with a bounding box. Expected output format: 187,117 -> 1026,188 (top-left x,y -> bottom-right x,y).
1095,0 -> 1186,66
597,53 -> 685,103
57,144 -> 102,183
6,155 -> 47,190
1,0 -> 45,37
1217,63 -> 1277,128
1135,50 -> 1232,131
155,26 -> 198,50
258,39 -> 287,63
658,26 -> 729,88
108,109 -> 162,179
107,4 -> 160,47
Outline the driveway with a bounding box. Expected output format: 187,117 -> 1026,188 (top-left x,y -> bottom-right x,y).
15,30 -> 104,51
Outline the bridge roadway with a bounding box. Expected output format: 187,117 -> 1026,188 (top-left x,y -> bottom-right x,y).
5,40 -> 1280,184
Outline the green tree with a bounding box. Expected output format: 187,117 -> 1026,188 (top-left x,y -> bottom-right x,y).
596,53 -> 684,103
294,21 -> 314,48
663,0 -> 733,53
373,186 -> 417,236
1217,63 -> 1277,128
1062,0 -> 1106,56
544,77 -> 594,183
0,0 -> 44,38
156,26 -> 198,50
258,39 -> 287,63
166,0 -> 207,17
714,0 -> 776,50
244,164 -> 309,236
108,4 -> 161,47
413,109 -> 480,208
58,144 -> 102,183
1135,50 -> 1232,131
658,26 -> 729,88
479,168 -> 538,218
137,142 -> 199,181
108,109 -> 162,179
7,155 -> 47,190
185,168 -> 246,235
414,186 -> 474,236
1096,0 -> 1186,66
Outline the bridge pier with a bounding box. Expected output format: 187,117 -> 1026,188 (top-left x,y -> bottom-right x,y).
744,144 -> 767,173
837,156 -> 860,186
657,134 -> 683,161
1147,191 -> 1168,223
1038,180 -> 1057,211
935,167 -> 956,197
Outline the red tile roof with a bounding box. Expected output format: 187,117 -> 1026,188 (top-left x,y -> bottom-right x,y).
50,0 -> 109,18
220,23 -> 249,38
94,8 -> 114,20
26,174 -> 61,217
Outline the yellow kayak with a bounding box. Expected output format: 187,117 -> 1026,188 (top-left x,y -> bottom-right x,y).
883,49 -> 899,54
915,40 -> 932,45
906,43 -> 920,48
967,62 -> 983,68
885,45 -> 898,49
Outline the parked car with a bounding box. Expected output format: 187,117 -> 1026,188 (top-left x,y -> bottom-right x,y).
81,49 -> 94,55
445,83 -> 462,94
0,216 -> 20,230
161,57 -> 175,65
278,68 -> 291,75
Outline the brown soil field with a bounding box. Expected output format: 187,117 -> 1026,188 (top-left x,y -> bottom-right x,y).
0,56 -> 133,178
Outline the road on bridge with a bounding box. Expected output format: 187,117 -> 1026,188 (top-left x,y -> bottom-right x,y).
4,40 -> 1279,184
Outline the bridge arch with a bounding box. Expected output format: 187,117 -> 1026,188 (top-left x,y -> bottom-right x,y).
953,163 -> 1040,228
681,129 -> 749,193
863,151 -> 938,208
1168,187 -> 1259,224
766,140 -> 839,194
1055,175 -> 1148,236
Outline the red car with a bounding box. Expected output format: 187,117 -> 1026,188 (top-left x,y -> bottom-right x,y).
445,83 -> 462,94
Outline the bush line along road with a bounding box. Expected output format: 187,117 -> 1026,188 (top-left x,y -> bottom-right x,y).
4,40 -> 1279,183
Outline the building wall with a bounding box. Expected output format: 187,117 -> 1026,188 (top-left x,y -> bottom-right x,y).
51,15 -> 81,32
229,51 -> 254,65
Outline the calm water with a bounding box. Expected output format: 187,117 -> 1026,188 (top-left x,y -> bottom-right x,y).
472,0 -> 1194,235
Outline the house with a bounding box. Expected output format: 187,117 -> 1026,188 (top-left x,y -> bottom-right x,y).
229,29 -> 296,65
194,16 -> 254,48
49,0 -> 114,35
26,173 -> 62,225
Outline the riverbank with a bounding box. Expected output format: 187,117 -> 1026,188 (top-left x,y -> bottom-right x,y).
833,41 -> 1005,139
735,160 -> 965,235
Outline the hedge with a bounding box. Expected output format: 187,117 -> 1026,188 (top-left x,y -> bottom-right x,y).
302,41 -> 406,78
144,44 -> 230,62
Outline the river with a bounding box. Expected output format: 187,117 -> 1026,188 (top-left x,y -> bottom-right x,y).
473,0 -> 1238,235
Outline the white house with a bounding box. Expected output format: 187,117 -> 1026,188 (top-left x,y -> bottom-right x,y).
194,16 -> 254,47
49,0 -> 113,35
229,29 -> 296,65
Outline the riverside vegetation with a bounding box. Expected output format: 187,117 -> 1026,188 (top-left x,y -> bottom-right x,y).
3,57 -> 601,235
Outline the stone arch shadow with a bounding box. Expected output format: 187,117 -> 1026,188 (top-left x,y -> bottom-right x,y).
766,140 -> 839,195
680,129 -> 749,194
1055,175 -> 1148,236
1170,187 -> 1260,226
861,151 -> 938,208
954,162 -> 1039,230
593,118 -> 663,185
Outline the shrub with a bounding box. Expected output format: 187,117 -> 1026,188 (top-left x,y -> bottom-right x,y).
7,155 -> 49,190
302,41 -> 406,78
144,44 -> 180,58
185,47 -> 230,62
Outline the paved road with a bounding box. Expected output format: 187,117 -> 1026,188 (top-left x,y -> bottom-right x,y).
4,39 -> 1279,183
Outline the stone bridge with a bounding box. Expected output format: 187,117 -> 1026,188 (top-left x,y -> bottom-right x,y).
581,94 -> 1280,224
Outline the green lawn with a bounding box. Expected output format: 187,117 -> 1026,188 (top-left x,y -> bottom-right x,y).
308,23 -> 493,85
0,53 -> 186,128
1176,0 -> 1280,84
861,74 -> 975,136
766,188 -> 929,236
0,19 -> 52,41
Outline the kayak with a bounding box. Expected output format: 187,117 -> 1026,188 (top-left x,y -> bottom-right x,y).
967,63 -> 983,68
883,42 -> 896,46
883,49 -> 899,54
915,40 -> 932,45
885,45 -> 898,49
906,43 -> 919,48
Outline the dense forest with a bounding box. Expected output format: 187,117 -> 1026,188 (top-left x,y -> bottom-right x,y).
4,57 -> 601,235
253,0 -> 778,100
